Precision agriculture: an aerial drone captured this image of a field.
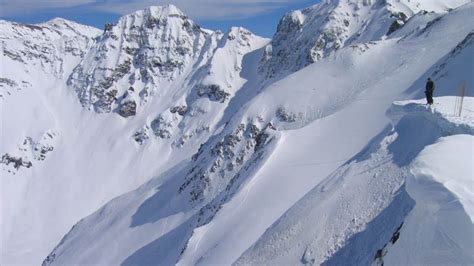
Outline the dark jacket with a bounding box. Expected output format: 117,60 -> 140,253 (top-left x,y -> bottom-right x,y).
426,80 -> 435,93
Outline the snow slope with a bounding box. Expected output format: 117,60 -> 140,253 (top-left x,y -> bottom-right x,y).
0,6 -> 268,265
383,134 -> 473,265
237,97 -> 474,265
39,1 -> 474,265
1,19 -> 103,264
410,135 -> 474,222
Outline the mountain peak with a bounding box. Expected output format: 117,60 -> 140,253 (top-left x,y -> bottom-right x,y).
68,3 -> 214,115
40,17 -> 101,35
44,17 -> 69,24
122,4 -> 188,24
149,4 -> 185,15
105,3 -> 196,36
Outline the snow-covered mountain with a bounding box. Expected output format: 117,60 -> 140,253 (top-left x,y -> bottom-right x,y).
1,5 -> 267,264
260,0 -> 471,78
0,18 -> 100,98
1,0 -> 473,265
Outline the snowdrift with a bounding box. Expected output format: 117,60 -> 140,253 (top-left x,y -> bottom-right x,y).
238,97 -> 474,265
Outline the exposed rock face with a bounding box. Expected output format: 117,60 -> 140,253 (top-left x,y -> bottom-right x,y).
1,154 -> 32,170
68,5 -> 267,124
113,24 -> 266,145
275,107 -> 298,122
170,105 -> 188,116
68,5 -> 214,115
117,100 -> 137,118
387,12 -> 408,35
179,122 -> 277,204
1,130 -> 58,174
196,84 -> 230,103
150,114 -> 176,139
133,126 -> 150,145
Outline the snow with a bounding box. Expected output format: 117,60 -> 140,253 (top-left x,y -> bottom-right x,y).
1,5 -> 268,265
289,10 -> 306,25
237,96 -> 474,265
1,0 -> 474,265
388,0 -> 472,14
390,98 -> 474,132
261,0 -> 471,78
410,135 -> 474,222
44,3 -> 474,265
391,97 -> 474,223
382,100 -> 474,265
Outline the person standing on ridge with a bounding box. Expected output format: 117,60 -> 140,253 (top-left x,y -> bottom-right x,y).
425,78 -> 435,105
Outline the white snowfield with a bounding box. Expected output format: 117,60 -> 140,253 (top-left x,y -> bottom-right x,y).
385,134 -> 474,265
386,98 -> 474,265
237,97 -> 474,265
392,98 -> 474,224
411,135 -> 474,221
1,0 -> 474,265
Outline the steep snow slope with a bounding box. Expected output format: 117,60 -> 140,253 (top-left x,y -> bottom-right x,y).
42,2 -> 474,265
377,99 -> 474,265
385,134 -> 473,265
0,5 -> 267,265
0,18 -> 100,168
183,7 -> 474,261
410,135 -> 474,221
390,98 -> 474,221
1,19 -> 103,265
237,97 -> 474,265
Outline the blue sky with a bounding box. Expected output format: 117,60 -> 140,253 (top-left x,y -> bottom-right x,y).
0,0 -> 320,37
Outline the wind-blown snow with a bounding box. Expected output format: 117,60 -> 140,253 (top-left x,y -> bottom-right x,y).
392,97 -> 474,222
383,97 -> 474,265
411,135 -> 474,221
382,135 -> 474,265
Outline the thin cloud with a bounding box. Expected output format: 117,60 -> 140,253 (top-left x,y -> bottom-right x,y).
0,0 -> 308,19
0,0 -> 96,16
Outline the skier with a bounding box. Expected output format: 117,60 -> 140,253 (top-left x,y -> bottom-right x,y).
425,78 -> 435,105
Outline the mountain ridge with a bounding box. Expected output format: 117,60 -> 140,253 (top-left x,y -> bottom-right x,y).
1,1 -> 473,265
